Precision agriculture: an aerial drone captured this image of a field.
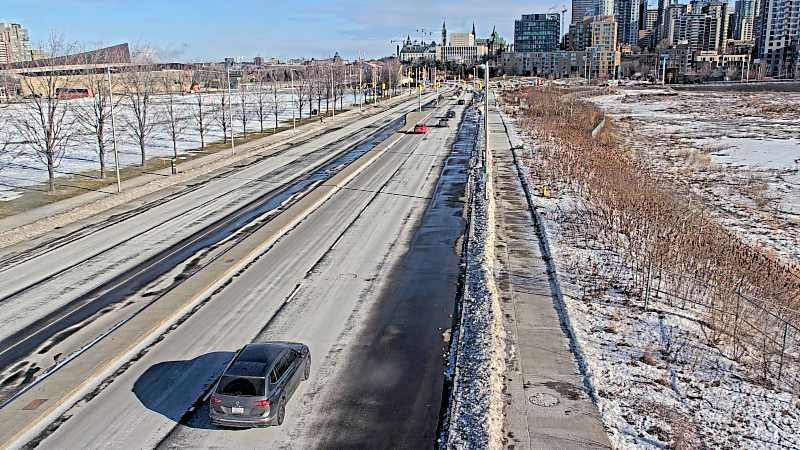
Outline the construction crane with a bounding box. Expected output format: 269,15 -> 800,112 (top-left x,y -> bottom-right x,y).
548,4 -> 569,41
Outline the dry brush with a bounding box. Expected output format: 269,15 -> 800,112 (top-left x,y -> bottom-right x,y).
505,86 -> 800,394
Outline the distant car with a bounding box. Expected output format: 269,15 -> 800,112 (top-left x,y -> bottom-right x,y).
413,124 -> 428,134
438,118 -> 449,127
446,110 -> 456,118
457,99 -> 466,105
209,342 -> 310,428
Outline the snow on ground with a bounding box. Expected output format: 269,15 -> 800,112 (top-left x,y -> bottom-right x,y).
0,90 -> 363,200
536,191 -> 800,450
444,109 -> 505,450
503,109 -> 800,448
590,88 -> 800,263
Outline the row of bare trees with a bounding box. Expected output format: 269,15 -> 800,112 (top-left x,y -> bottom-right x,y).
505,87 -> 800,393
1,39 -> 407,193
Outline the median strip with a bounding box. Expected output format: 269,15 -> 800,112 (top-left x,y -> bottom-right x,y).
0,100 -> 435,450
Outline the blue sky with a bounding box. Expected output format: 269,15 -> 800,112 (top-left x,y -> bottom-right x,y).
3,0 -> 556,62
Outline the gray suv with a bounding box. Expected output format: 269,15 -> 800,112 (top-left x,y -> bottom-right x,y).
209,342 -> 311,427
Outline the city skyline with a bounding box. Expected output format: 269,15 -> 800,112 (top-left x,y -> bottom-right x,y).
3,0 -> 562,61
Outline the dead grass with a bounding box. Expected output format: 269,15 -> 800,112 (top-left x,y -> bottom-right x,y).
504,86 -> 800,393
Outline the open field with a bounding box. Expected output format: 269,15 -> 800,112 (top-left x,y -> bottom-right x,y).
501,86 -> 800,449
591,88 -> 800,263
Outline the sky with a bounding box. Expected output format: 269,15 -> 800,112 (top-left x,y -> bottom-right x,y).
3,0 -> 559,62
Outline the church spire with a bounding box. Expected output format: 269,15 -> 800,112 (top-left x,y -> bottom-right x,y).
441,19 -> 447,47
472,22 -> 476,37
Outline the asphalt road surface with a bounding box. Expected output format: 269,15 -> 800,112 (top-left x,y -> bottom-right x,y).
28,96 -> 473,449
0,94 -> 435,404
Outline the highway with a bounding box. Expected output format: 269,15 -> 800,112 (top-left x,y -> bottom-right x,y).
0,93 -> 435,404
1,91 -> 475,449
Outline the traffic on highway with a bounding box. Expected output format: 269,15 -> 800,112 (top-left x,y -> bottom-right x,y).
0,87 -> 478,449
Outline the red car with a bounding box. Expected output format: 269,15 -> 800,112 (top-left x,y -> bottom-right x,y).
413,124 -> 428,134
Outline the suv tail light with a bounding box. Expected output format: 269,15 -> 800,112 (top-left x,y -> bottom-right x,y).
210,395 -> 223,406
254,399 -> 271,408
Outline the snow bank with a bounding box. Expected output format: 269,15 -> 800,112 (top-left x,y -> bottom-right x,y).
444,110 -> 506,450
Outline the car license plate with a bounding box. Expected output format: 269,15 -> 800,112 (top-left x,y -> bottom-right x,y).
231,407 -> 244,414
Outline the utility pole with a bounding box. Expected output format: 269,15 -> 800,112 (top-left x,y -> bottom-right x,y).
226,63 -> 235,155
107,67 -> 121,193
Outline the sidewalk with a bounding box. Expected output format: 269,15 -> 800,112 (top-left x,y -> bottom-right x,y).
0,94 -> 414,244
488,98 -> 610,449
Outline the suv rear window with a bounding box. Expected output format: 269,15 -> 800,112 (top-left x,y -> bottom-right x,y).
217,376 -> 266,396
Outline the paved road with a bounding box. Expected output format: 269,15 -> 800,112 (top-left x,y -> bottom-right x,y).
32,97 -> 472,449
0,94 -> 434,403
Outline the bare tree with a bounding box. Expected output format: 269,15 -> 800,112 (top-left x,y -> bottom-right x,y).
215,69 -> 230,143
312,66 -> 325,115
292,70 -> 309,121
13,36 -> 77,191
268,78 -> 286,133
0,71 -> 18,173
0,70 -> 16,104
238,81 -> 251,138
350,63 -> 363,107
73,52 -> 118,178
0,105 -> 14,173
253,71 -> 270,133
123,51 -> 159,166
191,70 -> 215,148
161,72 -> 188,160
334,65 -> 346,110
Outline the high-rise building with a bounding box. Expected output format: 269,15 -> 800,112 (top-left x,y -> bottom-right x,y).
733,0 -> 756,40
596,0 -> 616,15
703,1 -> 731,52
755,0 -> 800,76
646,8 -> 660,29
572,0 -> 596,24
514,13 -> 561,52
0,23 -> 32,64
673,12 -> 712,51
654,0 -> 679,45
616,0 -> 643,45
441,20 -> 448,47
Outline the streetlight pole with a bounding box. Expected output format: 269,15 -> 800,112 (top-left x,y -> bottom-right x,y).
484,63 -> 489,177
359,62 -> 363,111
226,63 -> 235,155
290,70 -> 296,129
330,64 -> 336,118
107,67 -> 121,193
434,66 -> 438,106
